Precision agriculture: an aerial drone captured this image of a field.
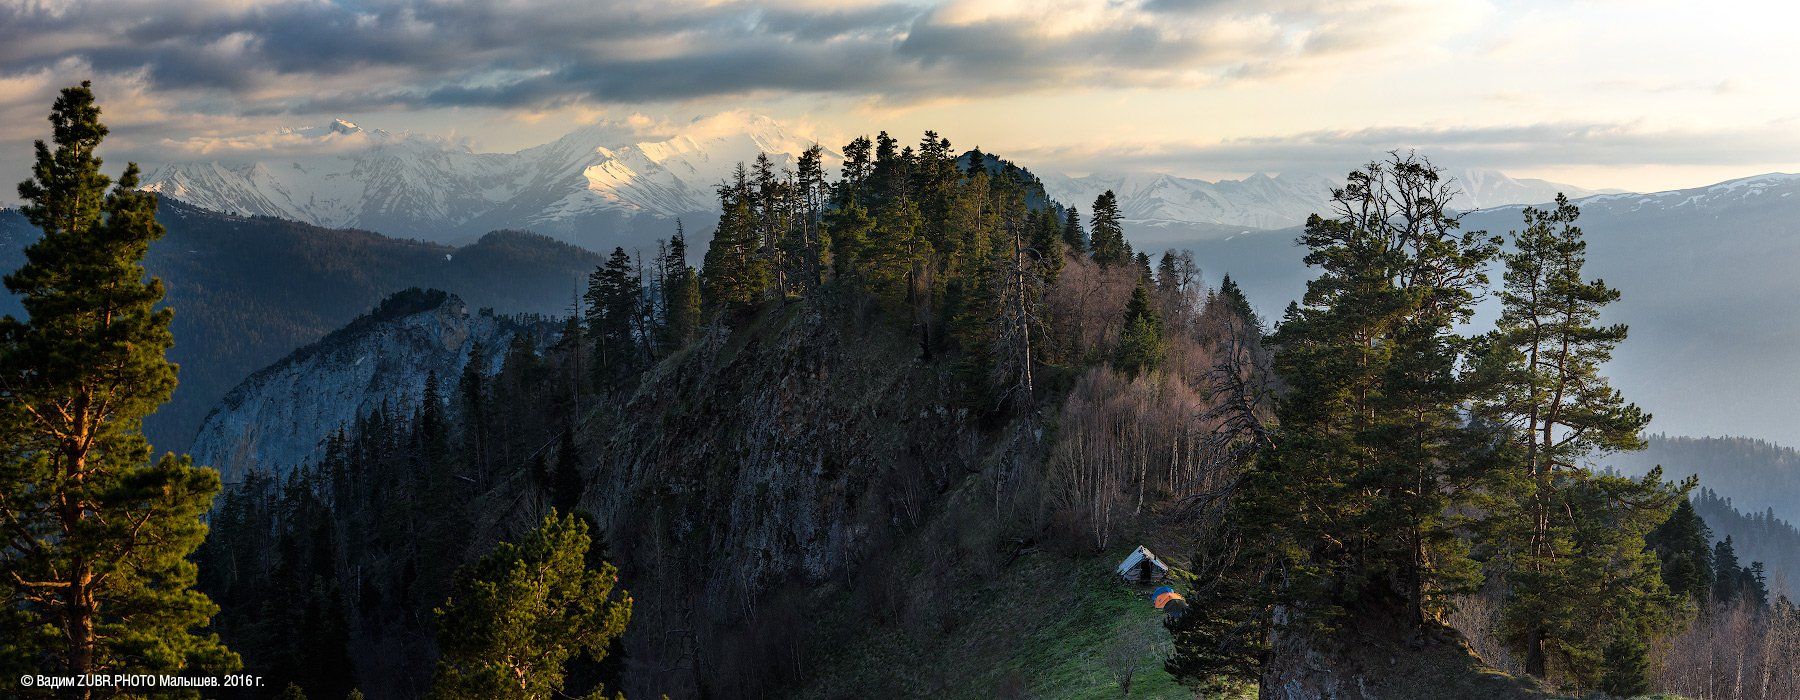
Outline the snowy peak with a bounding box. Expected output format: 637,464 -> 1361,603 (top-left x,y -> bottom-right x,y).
1039,170 -> 1340,231
144,114 -> 1604,246
269,117 -> 393,143
1533,172 -> 1800,218
142,114 -> 836,245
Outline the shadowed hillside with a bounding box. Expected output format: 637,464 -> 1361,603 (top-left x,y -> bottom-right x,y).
0,200 -> 604,452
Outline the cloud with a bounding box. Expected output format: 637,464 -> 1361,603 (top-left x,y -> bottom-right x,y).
0,0 -> 1487,116
1014,121 -> 1800,178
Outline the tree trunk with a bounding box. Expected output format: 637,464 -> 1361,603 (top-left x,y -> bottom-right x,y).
1524,628 -> 1547,678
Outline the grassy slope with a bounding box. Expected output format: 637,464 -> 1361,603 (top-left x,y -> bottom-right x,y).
796,547 -> 1216,699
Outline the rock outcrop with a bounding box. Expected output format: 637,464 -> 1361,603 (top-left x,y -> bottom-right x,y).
191,289 -> 533,481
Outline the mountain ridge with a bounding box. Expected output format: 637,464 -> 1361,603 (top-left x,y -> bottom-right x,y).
1038,166 -> 1606,234
143,115 -> 1607,249
142,113 -> 837,248
0,199 -> 603,453
190,288 -> 544,482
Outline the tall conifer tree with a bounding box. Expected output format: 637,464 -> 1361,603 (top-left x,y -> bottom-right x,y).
1115,282 -> 1164,376
1089,191 -> 1126,265
1172,156 -> 1504,690
0,82 -> 238,684
1472,194 -> 1655,677
1062,206 -> 1086,252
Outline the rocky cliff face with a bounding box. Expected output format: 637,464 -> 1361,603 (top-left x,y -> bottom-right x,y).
191,290 -> 528,481
568,302 -> 1016,698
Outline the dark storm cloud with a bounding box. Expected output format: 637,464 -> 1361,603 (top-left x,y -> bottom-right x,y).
0,0 -> 1354,114
0,1 -> 918,111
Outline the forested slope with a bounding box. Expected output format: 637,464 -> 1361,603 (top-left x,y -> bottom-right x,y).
0,200 -> 601,452
1610,434 -> 1800,524
197,139 -> 1758,700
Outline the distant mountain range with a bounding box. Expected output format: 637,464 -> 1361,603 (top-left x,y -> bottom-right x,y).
142,114 -> 833,248
24,111 -> 1800,458
1166,172 -> 1800,448
1037,168 -> 1605,234
1609,435 -> 1800,527
142,114 -> 1604,251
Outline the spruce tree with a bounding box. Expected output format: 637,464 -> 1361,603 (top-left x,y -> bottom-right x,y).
827,200 -> 875,283
1062,206 -> 1087,252
1598,624 -> 1652,698
1030,208 -> 1064,283
1115,281 -> 1164,376
1089,190 -> 1126,265
658,222 -> 702,348
1215,275 -> 1258,331
431,513 -> 631,700
859,199 -> 929,316
1646,499 -> 1714,603
456,341 -> 490,480
0,82 -> 238,683
1713,536 -> 1743,604
700,188 -> 769,311
1497,470 -> 1680,688
585,247 -> 642,379
840,136 -> 873,189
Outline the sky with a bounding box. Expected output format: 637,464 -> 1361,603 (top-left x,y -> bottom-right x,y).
4,0 -> 1800,197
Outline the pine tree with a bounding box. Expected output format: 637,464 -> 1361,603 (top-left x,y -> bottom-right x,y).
431,513 -> 631,700
1114,282 -> 1164,376
1089,190 -> 1126,265
0,81 -> 239,684
987,194 -> 1046,403
1177,156 -> 1504,688
1473,193 -> 1655,678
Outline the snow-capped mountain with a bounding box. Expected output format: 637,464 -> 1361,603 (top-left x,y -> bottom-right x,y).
147,113 -> 1607,249
143,114 -> 834,248
1038,168 -> 1606,234
1549,171 -> 1800,218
